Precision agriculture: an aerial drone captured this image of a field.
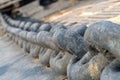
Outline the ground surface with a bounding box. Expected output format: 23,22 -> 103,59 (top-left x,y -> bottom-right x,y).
0,35 -> 50,80
20,0 -> 106,20
20,0 -> 77,19
43,0 -> 120,26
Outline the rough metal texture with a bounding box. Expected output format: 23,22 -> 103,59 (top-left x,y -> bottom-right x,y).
101,59 -> 120,80
39,48 -> 53,67
67,53 -> 108,80
84,21 -> 120,58
2,15 -> 87,58
1,14 -> 120,80
84,21 -> 120,80
50,51 -> 72,75
0,14 -> 87,80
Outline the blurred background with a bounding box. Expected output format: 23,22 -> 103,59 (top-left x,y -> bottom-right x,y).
0,0 -> 101,20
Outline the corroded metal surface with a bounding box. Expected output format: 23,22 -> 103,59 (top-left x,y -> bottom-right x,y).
1,0 -> 120,80
1,13 -> 120,80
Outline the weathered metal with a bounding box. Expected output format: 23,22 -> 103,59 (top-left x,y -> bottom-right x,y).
1,14 -> 120,80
